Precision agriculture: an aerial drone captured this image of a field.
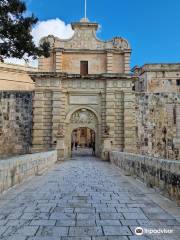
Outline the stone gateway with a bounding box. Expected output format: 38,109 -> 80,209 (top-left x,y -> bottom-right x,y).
31,18 -> 137,160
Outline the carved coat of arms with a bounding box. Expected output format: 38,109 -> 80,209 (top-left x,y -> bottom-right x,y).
71,109 -> 96,124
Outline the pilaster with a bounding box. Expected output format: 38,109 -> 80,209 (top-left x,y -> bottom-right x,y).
174,105 -> 180,150
32,90 -> 53,152
105,87 -> 116,143
55,51 -> 63,72
38,56 -> 44,71
107,51 -> 113,73
52,90 -> 66,146
124,53 -> 131,74
114,91 -> 124,150
124,92 -> 136,153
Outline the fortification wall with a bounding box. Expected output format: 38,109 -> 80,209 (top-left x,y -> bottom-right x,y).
0,62 -> 35,91
110,151 -> 180,204
0,151 -> 57,193
135,93 -> 180,160
0,91 -> 33,157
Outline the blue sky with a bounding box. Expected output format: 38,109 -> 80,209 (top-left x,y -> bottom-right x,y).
25,0 -> 180,67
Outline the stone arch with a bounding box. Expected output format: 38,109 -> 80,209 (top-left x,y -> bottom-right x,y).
65,108 -> 101,157
65,106 -> 101,124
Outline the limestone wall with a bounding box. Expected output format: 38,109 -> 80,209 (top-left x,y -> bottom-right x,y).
0,62 -> 35,91
135,93 -> 180,160
0,150 -> 57,193
0,92 -> 33,157
110,151 -> 180,203
133,64 -> 180,93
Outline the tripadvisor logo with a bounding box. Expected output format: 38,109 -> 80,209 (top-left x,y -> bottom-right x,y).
135,227 -> 144,236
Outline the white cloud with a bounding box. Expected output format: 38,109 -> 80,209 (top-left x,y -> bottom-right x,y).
5,57 -> 38,68
5,18 -> 74,67
32,18 -> 74,46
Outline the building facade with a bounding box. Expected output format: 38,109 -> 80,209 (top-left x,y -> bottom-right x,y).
0,62 -> 35,91
31,18 -> 137,160
135,93 -> 180,159
133,64 -> 180,93
132,64 -> 180,159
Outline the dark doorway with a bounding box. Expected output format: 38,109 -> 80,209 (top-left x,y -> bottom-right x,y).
80,61 -> 88,75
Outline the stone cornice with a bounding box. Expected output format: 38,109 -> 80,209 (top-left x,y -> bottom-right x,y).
71,22 -> 99,30
0,66 -> 37,74
55,48 -> 131,54
29,72 -> 138,81
0,62 -> 37,73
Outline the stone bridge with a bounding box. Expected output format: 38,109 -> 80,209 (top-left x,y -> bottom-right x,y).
0,152 -> 180,239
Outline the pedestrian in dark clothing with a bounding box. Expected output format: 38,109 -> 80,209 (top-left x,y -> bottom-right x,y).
75,141 -> 78,150
92,142 -> 95,156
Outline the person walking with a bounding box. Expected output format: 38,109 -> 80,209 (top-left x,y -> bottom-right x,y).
92,142 -> 95,156
75,141 -> 78,150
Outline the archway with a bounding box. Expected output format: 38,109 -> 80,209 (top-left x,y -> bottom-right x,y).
71,127 -> 95,156
65,108 -> 100,157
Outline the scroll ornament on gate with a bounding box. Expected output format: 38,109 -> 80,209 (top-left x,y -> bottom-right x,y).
57,124 -> 65,138
112,37 -> 129,49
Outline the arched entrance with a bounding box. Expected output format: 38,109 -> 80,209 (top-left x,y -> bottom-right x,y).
65,108 -> 100,157
71,127 -> 95,156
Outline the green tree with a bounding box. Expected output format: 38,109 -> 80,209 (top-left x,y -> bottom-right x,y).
0,0 -> 50,61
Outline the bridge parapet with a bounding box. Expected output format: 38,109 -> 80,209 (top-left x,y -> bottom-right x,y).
0,150 -> 57,194
110,151 -> 180,204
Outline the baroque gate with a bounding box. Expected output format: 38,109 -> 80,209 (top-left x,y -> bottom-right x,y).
31,18 -> 137,160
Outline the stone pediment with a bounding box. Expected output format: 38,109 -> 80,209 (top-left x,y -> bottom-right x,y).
40,20 -> 130,51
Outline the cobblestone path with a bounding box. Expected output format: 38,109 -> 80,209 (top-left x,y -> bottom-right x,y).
0,156 -> 180,240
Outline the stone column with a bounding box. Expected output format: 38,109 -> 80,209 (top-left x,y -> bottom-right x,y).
55,50 -> 63,72
124,92 -> 137,153
124,52 -> 131,74
107,51 -> 113,73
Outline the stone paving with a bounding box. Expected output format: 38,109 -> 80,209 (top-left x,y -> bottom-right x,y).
0,155 -> 180,240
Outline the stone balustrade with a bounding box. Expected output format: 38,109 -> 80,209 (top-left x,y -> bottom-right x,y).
0,150 -> 57,193
110,151 -> 180,204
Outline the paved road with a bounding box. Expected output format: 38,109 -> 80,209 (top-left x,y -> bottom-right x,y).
0,156 -> 180,240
